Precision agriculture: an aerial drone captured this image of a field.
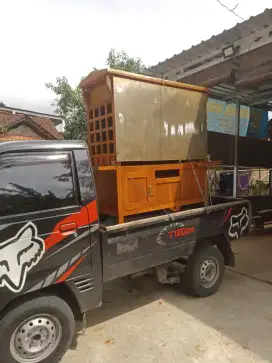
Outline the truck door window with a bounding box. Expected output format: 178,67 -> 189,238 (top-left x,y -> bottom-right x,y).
0,152 -> 76,216
73,149 -> 96,204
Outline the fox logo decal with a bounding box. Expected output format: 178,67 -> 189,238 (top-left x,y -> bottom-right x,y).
228,207 -> 249,239
0,222 -> 45,293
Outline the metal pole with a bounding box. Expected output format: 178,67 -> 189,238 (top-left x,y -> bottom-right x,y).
214,168 -> 217,196
269,169 -> 272,195
233,99 -> 240,198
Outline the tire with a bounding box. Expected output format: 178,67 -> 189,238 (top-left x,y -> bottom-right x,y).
184,246 -> 224,297
0,294 -> 75,363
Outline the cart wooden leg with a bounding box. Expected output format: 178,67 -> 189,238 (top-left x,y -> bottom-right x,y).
116,166 -> 124,224
117,214 -> 124,224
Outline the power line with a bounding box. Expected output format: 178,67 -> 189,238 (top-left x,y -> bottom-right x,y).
216,0 -> 245,21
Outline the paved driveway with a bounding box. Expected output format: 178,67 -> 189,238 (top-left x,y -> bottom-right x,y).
61,270 -> 272,363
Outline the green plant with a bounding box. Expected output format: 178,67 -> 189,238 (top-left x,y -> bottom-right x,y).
249,179 -> 269,196
46,77 -> 86,140
107,49 -> 146,73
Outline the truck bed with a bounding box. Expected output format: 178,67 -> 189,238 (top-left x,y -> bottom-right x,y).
100,198 -> 251,282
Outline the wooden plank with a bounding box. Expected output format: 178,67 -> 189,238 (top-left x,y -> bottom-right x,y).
97,165 -> 117,171
116,166 -> 124,224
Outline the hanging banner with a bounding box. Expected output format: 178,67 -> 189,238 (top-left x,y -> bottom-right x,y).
207,98 -> 268,138
247,108 -> 269,139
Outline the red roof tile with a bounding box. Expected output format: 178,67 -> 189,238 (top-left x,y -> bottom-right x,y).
0,111 -> 63,140
0,135 -> 39,141
30,116 -> 63,139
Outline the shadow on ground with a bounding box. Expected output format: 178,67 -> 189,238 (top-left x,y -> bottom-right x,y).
69,264 -> 272,362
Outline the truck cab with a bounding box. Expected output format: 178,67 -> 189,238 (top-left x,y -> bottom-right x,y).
0,141 -> 102,363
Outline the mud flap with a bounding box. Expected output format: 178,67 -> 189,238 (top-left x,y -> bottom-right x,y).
215,235 -> 235,267
82,312 -> 87,336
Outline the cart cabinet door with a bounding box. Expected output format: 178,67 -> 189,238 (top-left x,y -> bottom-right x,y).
122,166 -> 156,212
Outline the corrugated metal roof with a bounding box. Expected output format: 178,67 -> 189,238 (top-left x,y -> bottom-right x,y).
209,82 -> 272,111
147,8 -> 272,78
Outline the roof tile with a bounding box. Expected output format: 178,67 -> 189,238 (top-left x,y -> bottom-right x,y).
0,111 -> 63,140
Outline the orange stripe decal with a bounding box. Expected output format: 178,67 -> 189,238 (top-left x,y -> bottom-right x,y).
56,256 -> 86,283
86,200 -> 98,221
45,200 -> 98,251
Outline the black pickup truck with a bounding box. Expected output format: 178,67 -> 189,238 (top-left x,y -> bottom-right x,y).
0,140 -> 251,363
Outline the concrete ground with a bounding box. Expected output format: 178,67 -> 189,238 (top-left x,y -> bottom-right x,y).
230,229 -> 272,283
62,233 -> 272,363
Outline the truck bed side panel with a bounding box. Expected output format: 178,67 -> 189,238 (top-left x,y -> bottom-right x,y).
102,201 -> 251,282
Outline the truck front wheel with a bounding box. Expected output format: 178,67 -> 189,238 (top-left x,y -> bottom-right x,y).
184,246 -> 224,297
0,294 -> 75,363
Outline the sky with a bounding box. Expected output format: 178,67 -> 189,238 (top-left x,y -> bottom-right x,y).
0,0 -> 272,114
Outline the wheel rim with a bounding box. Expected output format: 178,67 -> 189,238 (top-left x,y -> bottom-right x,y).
200,258 -> 220,288
10,314 -> 62,363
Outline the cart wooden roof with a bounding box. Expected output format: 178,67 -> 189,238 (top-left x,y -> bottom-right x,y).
79,68 -> 208,94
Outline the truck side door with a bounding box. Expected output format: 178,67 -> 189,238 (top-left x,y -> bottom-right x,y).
71,149 -> 102,311
0,150 -> 93,304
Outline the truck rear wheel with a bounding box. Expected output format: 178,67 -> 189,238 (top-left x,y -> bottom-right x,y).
0,294 -> 75,363
184,246 -> 224,297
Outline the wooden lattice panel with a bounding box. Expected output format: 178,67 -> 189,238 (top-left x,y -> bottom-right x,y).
88,102 -> 116,166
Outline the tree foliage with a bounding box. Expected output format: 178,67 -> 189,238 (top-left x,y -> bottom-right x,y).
46,49 -> 146,140
46,77 -> 86,140
107,49 -> 146,73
